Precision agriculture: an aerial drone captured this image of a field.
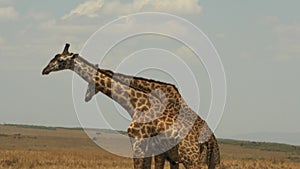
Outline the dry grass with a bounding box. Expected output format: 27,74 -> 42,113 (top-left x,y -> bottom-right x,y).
0,149 -> 132,169
1,150 -> 299,169
0,124 -> 299,169
221,159 -> 300,169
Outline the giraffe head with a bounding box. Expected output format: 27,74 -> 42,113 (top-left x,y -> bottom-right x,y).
84,69 -> 111,102
85,83 -> 98,102
42,43 -> 78,75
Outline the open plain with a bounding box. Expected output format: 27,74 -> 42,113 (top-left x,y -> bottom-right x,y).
0,124 -> 299,169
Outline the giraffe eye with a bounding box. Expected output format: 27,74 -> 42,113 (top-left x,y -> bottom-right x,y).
57,60 -> 66,66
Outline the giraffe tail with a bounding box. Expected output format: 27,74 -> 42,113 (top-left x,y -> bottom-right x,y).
207,135 -> 221,169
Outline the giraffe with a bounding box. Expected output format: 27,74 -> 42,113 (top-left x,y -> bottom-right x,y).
85,70 -> 180,169
42,44 -> 220,169
85,68 -> 220,169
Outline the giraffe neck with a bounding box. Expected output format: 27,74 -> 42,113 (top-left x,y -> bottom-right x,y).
95,69 -> 185,111
73,56 -> 98,83
72,56 -> 160,118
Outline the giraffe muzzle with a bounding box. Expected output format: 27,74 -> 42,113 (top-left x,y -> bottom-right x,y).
42,67 -> 51,75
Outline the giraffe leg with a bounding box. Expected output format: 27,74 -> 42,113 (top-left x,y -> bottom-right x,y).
166,146 -> 180,169
131,138 -> 151,169
133,157 -> 151,169
206,135 -> 221,169
145,157 -> 152,168
155,154 -> 165,169
128,131 -> 152,169
182,163 -> 202,169
170,162 -> 179,169
133,158 -> 143,169
179,141 -> 202,169
155,153 -> 180,169
200,142 -> 208,166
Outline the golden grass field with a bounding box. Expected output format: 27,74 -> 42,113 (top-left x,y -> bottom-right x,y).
0,124 -> 299,169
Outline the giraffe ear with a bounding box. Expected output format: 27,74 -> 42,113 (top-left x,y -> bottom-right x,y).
72,53 -> 79,59
62,43 -> 70,55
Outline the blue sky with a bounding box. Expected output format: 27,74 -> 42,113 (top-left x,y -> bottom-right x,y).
0,0 -> 299,145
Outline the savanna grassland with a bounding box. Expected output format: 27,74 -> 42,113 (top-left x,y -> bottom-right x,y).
0,124 -> 299,169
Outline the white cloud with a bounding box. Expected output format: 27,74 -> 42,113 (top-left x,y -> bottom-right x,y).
0,6 -> 18,21
62,0 -> 202,19
62,0 -> 105,19
38,19 -> 97,34
36,19 -> 98,49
